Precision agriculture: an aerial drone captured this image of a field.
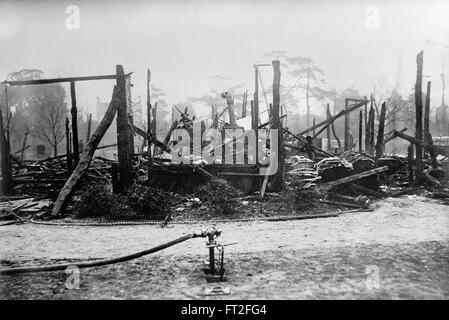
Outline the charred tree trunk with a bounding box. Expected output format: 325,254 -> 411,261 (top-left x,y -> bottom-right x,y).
0,107 -> 12,195
424,81 -> 431,144
359,110 -> 363,152
364,96 -> 368,151
125,76 -> 135,157
271,60 -> 284,190
116,65 -> 132,192
70,81 -> 79,165
415,51 -> 424,183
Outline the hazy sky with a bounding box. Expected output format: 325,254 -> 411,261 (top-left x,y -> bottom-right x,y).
1,0 -> 448,120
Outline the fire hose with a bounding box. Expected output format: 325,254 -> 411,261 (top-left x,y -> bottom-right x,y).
0,225 -> 222,275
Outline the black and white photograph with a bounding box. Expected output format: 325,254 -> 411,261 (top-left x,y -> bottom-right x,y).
0,0 -> 448,305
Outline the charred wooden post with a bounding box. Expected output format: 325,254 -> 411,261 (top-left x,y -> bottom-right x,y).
152,102 -> 158,136
250,100 -> 255,129
368,103 -> 375,155
65,118 -> 72,170
4,84 -> 10,149
312,118 -> 316,137
86,113 -> 92,143
51,86 -> 120,216
375,102 -> 387,159
359,110 -> 363,152
344,99 -> 349,151
407,144 -> 414,183
242,90 -> 247,118
69,132 -> 72,160
365,95 -> 372,153
70,81 -> 80,164
125,76 -> 135,157
326,103 -> 331,151
254,66 -> 259,127
271,60 -> 284,190
0,107 -> 12,195
116,65 -> 132,192
424,81 -> 431,144
415,51 -> 424,183
364,96 -> 368,151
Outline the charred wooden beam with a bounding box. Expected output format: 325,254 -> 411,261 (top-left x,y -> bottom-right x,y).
375,102 -> 387,159
301,100 -> 368,137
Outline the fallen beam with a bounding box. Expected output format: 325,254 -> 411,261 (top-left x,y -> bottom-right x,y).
2,73 -> 132,86
393,129 -> 447,157
381,128 -> 407,147
299,100 -> 368,136
51,86 -> 120,216
323,166 -> 389,190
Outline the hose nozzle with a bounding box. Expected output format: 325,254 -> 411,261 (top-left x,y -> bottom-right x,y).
194,225 -> 222,239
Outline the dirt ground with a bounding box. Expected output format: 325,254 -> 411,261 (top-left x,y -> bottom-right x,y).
1,195 -> 449,299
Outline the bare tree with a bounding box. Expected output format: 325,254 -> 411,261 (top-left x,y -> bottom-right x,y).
31,85 -> 68,157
